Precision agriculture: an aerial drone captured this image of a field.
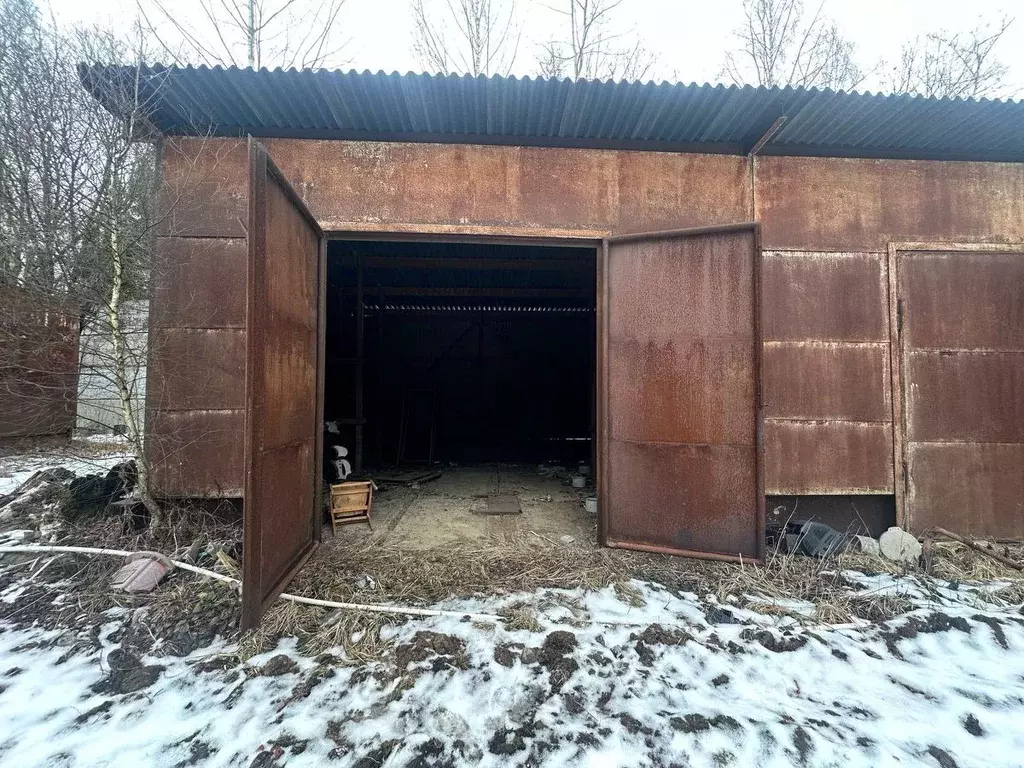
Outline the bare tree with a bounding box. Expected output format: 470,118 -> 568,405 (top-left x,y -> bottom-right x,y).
537,0 -> 655,81
888,17 -> 1013,99
136,0 -> 349,69
0,0 -> 166,528
411,0 -> 521,76
722,0 -> 862,90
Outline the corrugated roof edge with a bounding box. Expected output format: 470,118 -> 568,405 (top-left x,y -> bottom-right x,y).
79,64 -> 1024,162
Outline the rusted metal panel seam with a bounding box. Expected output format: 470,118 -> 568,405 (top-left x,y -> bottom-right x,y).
147,409 -> 242,415
764,417 -> 892,425
763,340 -> 889,348
911,439 -> 1024,447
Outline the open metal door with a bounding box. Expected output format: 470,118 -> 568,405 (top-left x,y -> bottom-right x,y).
242,139 -> 326,629
598,223 -> 764,561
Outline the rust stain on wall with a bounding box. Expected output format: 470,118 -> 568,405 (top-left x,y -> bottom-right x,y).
901,250 -> 1024,350
263,139 -> 752,234
907,443 -> 1024,537
762,252 -> 887,341
765,420 -> 894,494
763,342 -> 890,422
757,156 -> 1024,251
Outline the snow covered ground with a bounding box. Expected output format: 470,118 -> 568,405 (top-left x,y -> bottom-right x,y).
0,437 -> 130,496
1,575 -> 1023,767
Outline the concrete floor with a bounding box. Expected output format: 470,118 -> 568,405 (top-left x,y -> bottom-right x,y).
327,464 -> 597,551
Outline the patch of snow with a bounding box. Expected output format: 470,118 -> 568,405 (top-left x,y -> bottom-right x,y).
0,451 -> 130,496
0,578 -> 1022,766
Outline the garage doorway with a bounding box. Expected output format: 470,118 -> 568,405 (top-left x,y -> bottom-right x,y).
322,237 -> 599,549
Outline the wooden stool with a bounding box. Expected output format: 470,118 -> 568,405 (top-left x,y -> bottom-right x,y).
329,481 -> 374,535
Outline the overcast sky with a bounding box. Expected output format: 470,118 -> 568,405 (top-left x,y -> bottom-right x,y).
50,0 -> 1023,96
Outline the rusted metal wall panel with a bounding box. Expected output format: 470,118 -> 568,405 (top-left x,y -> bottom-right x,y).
148,329 -> 246,411
147,409 -> 244,496
152,238 -> 247,329
756,157 -> 1024,251
263,139 -> 752,236
0,292 -> 79,438
901,251 -> 1024,350
241,142 -> 322,629
603,226 -> 760,559
765,421 -> 894,494
149,139 -> 250,496
159,139 -> 248,238
763,343 -> 890,422
907,443 -> 1024,537
762,252 -> 886,341
898,248 -> 1024,536
761,251 -> 893,495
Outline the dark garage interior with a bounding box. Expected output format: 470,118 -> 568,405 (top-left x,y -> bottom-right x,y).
324,239 -> 597,477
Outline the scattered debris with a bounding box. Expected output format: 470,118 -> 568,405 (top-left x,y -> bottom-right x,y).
110,552 -> 174,593
850,535 -> 880,556
792,521 -> 849,557
879,526 -> 923,564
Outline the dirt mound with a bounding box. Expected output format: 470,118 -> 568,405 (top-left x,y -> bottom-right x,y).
90,648 -> 164,694
537,630 -> 578,692
394,631 -> 468,672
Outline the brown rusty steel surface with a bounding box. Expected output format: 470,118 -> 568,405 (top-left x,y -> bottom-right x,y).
896,246 -> 1024,536
152,238 -> 247,329
263,139 -> 751,236
601,225 -> 762,559
759,249 -> 893,496
761,252 -> 887,341
900,251 -> 1024,350
0,291 -> 79,438
241,140 -> 324,629
148,138 -> 251,496
152,137 -> 1024,505
757,156 -> 1024,251
147,409 -> 245,496
148,329 -> 245,411
159,139 -> 248,238
907,443 -> 1024,537
762,342 -> 890,422
906,352 -> 1024,443
765,420 -> 894,495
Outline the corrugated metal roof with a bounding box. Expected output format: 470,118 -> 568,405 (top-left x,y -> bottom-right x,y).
80,64 -> 1024,162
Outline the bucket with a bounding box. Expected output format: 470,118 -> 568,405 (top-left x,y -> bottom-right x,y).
584,497 -> 597,514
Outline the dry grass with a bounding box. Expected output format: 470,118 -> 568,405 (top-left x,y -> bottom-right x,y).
9,495 -> 1024,660
930,540 -> 1024,583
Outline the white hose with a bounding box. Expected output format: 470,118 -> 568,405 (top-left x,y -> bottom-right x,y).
0,544 -> 503,622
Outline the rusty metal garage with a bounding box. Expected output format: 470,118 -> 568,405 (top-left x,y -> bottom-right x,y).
83,65 -> 1024,626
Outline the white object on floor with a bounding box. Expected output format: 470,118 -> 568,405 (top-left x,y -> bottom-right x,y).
571,476 -> 586,489
879,526 -> 922,563
584,497 -> 598,514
